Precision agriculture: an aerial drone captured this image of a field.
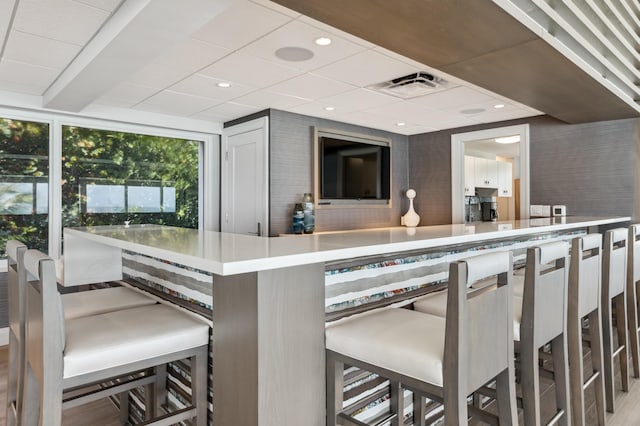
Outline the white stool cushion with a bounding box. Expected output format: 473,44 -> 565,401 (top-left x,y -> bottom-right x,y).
512,274 -> 525,297
326,308 -> 446,386
62,287 -> 156,320
63,304 -> 209,379
413,291 -> 448,317
513,296 -> 523,341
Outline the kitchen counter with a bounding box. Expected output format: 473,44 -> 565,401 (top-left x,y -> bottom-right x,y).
62,216 -> 627,279
61,215 -> 629,426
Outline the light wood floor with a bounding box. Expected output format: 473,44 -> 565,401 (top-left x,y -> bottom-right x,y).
1,345 -> 639,425
0,346 -> 121,425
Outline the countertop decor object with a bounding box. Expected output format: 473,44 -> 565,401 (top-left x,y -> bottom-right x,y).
403,188 -> 420,227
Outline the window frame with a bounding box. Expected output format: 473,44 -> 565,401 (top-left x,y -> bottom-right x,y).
0,107 -> 220,271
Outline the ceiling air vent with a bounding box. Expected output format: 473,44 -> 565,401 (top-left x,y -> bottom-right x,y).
368,72 -> 449,99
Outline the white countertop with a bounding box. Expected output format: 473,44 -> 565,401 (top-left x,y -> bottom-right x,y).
63,216 -> 629,276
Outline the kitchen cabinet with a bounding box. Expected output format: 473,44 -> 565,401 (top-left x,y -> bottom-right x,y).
474,157 -> 498,188
464,155 -> 475,196
497,161 -> 513,197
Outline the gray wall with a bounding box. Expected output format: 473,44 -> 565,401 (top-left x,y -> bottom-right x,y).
269,109 -> 409,235
408,115 -> 639,225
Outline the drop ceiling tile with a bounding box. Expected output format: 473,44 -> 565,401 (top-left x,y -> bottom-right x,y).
128,38 -> 231,88
134,90 -> 223,116
375,122 -> 424,135
316,88 -> 399,113
232,90 -> 310,110
286,102 -> 341,119
13,0 -> 110,45
362,100 -> 435,122
297,14 -> 375,49
192,0 -> 292,51
313,50 -> 420,87
72,0 -> 122,12
0,59 -> 59,95
192,101 -> 261,122
4,30 -> 81,70
0,0 -> 17,49
406,86 -> 497,111
239,20 -> 367,72
199,53 -> 303,88
415,112 -> 484,130
170,74 -> 255,101
338,110 -> 404,129
248,0 -> 301,17
268,73 -> 355,100
473,106 -> 541,123
100,81 -> 160,105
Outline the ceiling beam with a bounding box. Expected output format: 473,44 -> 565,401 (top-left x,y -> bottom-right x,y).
43,0 -> 230,112
272,0 -> 640,123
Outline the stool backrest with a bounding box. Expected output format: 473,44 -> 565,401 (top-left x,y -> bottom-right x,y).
7,240 -> 27,340
570,233 -> 602,317
445,251 -> 513,393
521,241 -> 570,347
603,228 -> 627,299
628,225 -> 640,285
23,249 -> 64,388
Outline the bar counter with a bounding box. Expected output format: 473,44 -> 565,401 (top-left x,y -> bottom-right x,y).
61,216 -> 629,426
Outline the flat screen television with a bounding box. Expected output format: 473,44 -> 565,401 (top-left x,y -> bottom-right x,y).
314,128 -> 391,206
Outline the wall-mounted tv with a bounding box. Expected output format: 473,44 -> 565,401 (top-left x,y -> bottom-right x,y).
313,128 -> 391,207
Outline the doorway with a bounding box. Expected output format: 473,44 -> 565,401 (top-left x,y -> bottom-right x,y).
451,124 -> 530,224
221,116 -> 269,236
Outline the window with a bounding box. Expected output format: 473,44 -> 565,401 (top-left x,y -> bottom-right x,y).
61,126 -> 200,229
0,118 -> 50,257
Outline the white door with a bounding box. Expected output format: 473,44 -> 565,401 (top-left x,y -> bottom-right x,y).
221,117 -> 269,236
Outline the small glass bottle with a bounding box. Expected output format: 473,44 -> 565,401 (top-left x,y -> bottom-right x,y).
302,193 -> 315,234
292,203 -> 304,234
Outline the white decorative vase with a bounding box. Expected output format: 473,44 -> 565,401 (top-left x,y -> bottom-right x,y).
403,189 -> 420,227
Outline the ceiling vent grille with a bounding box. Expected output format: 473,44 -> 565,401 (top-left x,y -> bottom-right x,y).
368,72 -> 449,99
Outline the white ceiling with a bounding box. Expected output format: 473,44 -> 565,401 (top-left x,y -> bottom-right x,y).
465,138 -> 521,159
0,0 -> 543,135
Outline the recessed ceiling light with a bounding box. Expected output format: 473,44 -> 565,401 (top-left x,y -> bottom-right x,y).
314,37 -> 332,46
493,104 -> 505,109
396,122 -> 406,127
324,106 -> 335,111
495,135 -> 520,144
275,46 -> 314,62
217,82 -> 231,88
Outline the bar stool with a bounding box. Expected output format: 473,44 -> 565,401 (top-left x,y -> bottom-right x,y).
626,224 -> 640,378
567,233 -> 606,426
517,241 -> 570,426
601,228 -> 629,412
326,251 -> 517,426
414,241 -> 571,426
5,240 -> 156,426
6,241 -> 28,426
20,249 -> 210,425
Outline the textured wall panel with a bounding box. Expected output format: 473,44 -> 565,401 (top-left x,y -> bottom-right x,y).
269,109 -> 409,235
407,131 -> 453,225
530,117 -> 634,216
408,116 -> 639,224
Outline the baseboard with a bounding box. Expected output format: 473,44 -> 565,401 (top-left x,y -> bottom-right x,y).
0,327 -> 8,346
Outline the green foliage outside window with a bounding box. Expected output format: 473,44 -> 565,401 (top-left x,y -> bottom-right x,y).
1,118 -> 200,259
0,118 -> 50,255
61,126 -> 200,231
